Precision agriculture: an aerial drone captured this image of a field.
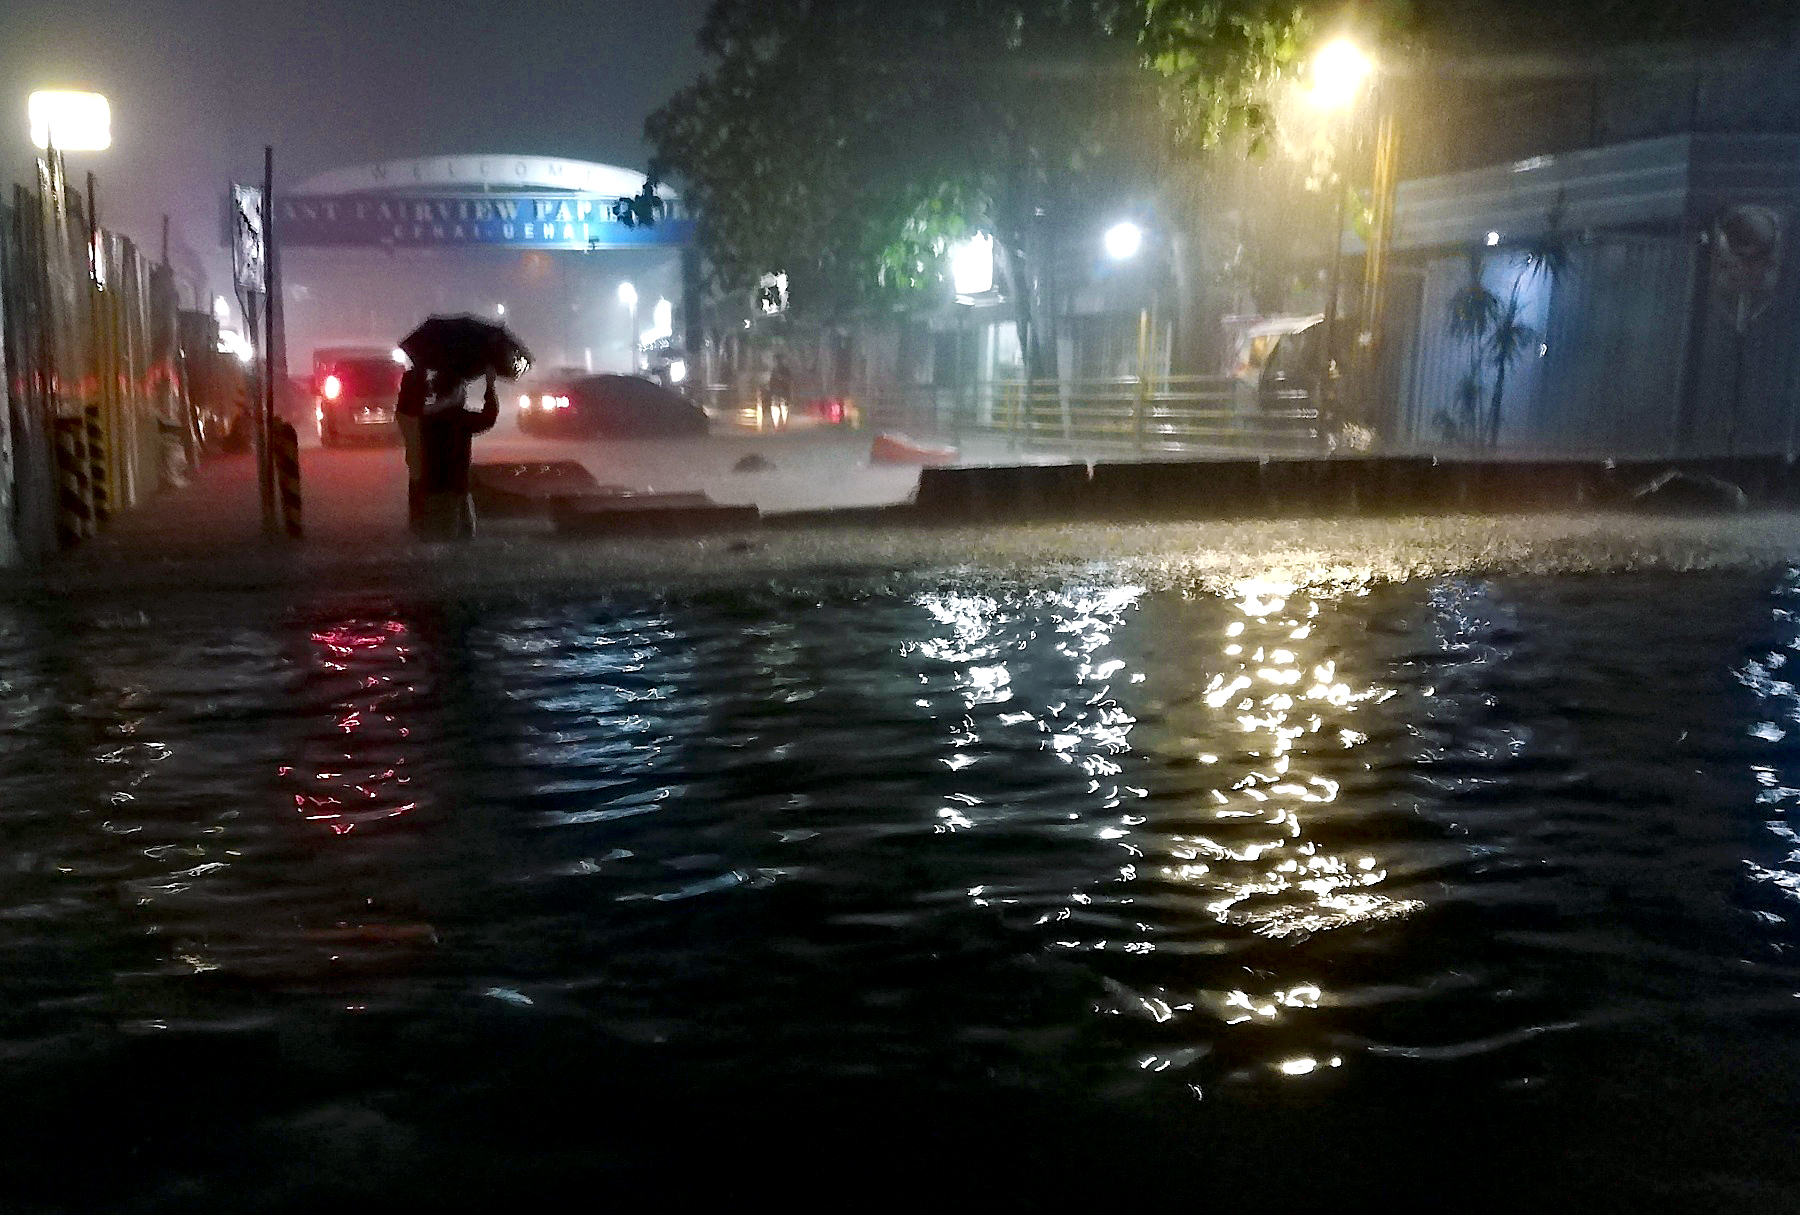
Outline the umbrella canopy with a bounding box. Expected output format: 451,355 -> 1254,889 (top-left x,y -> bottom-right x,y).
399,315 -> 533,381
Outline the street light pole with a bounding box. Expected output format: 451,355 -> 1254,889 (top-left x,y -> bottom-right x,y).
1306,38 -> 1377,445
618,281 -> 639,373
1355,101 -> 1401,424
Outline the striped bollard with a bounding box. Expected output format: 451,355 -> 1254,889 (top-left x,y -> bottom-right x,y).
274,419 -> 304,538
53,416 -> 93,546
83,403 -> 110,524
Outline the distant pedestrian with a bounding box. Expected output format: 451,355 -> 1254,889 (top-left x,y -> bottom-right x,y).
763,354 -> 794,427
395,367 -> 498,539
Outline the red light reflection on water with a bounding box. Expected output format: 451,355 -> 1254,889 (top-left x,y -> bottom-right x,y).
284,617 -> 423,836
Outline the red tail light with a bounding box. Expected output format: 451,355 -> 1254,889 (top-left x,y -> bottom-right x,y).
321,374 -> 342,401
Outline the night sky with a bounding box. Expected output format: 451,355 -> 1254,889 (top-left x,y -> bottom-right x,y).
0,0 -> 712,298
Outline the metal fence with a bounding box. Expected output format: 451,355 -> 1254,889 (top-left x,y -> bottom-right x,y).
0,154 -> 200,563
687,372 -> 1324,459
699,374 -> 1325,458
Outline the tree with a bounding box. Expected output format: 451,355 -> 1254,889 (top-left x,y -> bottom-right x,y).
1437,232 -> 1564,447
645,1 -> 1176,375
645,0 -> 1790,387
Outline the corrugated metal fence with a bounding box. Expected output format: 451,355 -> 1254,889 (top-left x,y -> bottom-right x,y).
1389,233 -> 1800,458
0,155 -> 196,564
701,376 -> 1326,458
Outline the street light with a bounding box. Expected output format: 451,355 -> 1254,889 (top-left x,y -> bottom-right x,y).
1307,38 -> 1374,110
1103,221 -> 1144,262
617,281 -> 639,372
950,232 -> 995,297
29,91 -> 111,289
27,90 -> 110,151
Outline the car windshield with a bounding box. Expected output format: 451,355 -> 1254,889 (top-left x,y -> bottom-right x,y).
322,359 -> 401,397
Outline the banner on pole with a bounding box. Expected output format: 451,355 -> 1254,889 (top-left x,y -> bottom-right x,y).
230,184 -> 265,294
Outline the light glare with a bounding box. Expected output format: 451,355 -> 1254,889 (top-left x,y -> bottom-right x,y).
951,232 -> 995,296
28,90 -> 111,151
1307,38 -> 1373,109
1103,221 -> 1143,261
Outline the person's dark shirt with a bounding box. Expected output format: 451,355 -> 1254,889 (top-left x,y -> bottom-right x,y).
398,371 -> 498,493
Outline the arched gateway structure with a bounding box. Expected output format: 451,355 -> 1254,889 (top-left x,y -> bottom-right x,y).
275,155 -> 695,377
279,155 -> 691,251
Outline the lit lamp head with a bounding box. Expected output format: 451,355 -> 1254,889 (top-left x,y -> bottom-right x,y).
1307,38 -> 1374,110
950,232 -> 995,296
1103,221 -> 1144,262
28,90 -> 111,151
617,281 -> 638,309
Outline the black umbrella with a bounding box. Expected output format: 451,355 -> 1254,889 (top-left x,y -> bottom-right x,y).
399,315 -> 533,381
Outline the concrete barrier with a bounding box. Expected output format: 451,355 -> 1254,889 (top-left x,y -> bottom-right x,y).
1087,460 -> 1261,518
916,464 -> 1091,520
1459,461 -> 1602,513
550,493 -> 758,536
1348,457 -> 1452,514
471,461 -> 626,518
921,454 -> 1800,526
1258,458 -> 1363,516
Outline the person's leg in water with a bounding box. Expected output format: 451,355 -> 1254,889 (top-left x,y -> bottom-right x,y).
397,414 -> 426,535
416,490 -> 467,540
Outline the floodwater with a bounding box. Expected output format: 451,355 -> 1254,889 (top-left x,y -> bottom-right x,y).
8,549 -> 1800,1209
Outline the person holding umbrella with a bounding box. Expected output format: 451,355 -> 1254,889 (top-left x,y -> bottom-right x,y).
396,366 -> 499,539
395,315 -> 532,539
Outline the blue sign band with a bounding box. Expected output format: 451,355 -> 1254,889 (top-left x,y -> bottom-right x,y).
276,195 -> 693,249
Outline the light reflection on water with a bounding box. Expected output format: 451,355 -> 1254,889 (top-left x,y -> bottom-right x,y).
5,567 -> 1800,1202
285,617 -> 421,835
907,575 -> 1424,1087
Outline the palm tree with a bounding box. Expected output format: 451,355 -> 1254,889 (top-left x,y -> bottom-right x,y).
1484,237 -> 1565,447
1442,253 -> 1499,446
1441,234 -> 1566,449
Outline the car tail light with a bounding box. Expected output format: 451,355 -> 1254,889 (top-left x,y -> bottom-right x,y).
321,374 -> 342,401
824,400 -> 844,423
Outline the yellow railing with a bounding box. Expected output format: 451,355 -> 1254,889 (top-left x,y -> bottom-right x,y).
866,377 -> 1324,456
690,376 -> 1324,455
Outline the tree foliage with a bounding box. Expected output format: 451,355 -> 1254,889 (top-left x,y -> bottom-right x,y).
645,0 -> 1162,323
647,0 -> 1794,333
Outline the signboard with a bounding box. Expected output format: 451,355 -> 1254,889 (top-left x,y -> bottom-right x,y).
231,184 -> 265,292
276,194 -> 694,250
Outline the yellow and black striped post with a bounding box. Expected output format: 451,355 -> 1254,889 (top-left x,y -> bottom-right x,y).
52,416 -> 93,547
273,419 -> 303,539
83,403 -> 110,525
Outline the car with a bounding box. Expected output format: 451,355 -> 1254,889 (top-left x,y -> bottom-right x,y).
522,373 -> 710,438
1255,320 -> 1328,412
513,367 -> 590,437
313,346 -> 405,446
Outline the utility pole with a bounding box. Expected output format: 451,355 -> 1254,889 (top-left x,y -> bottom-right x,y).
259,148 -> 277,534
1354,103 -> 1400,439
